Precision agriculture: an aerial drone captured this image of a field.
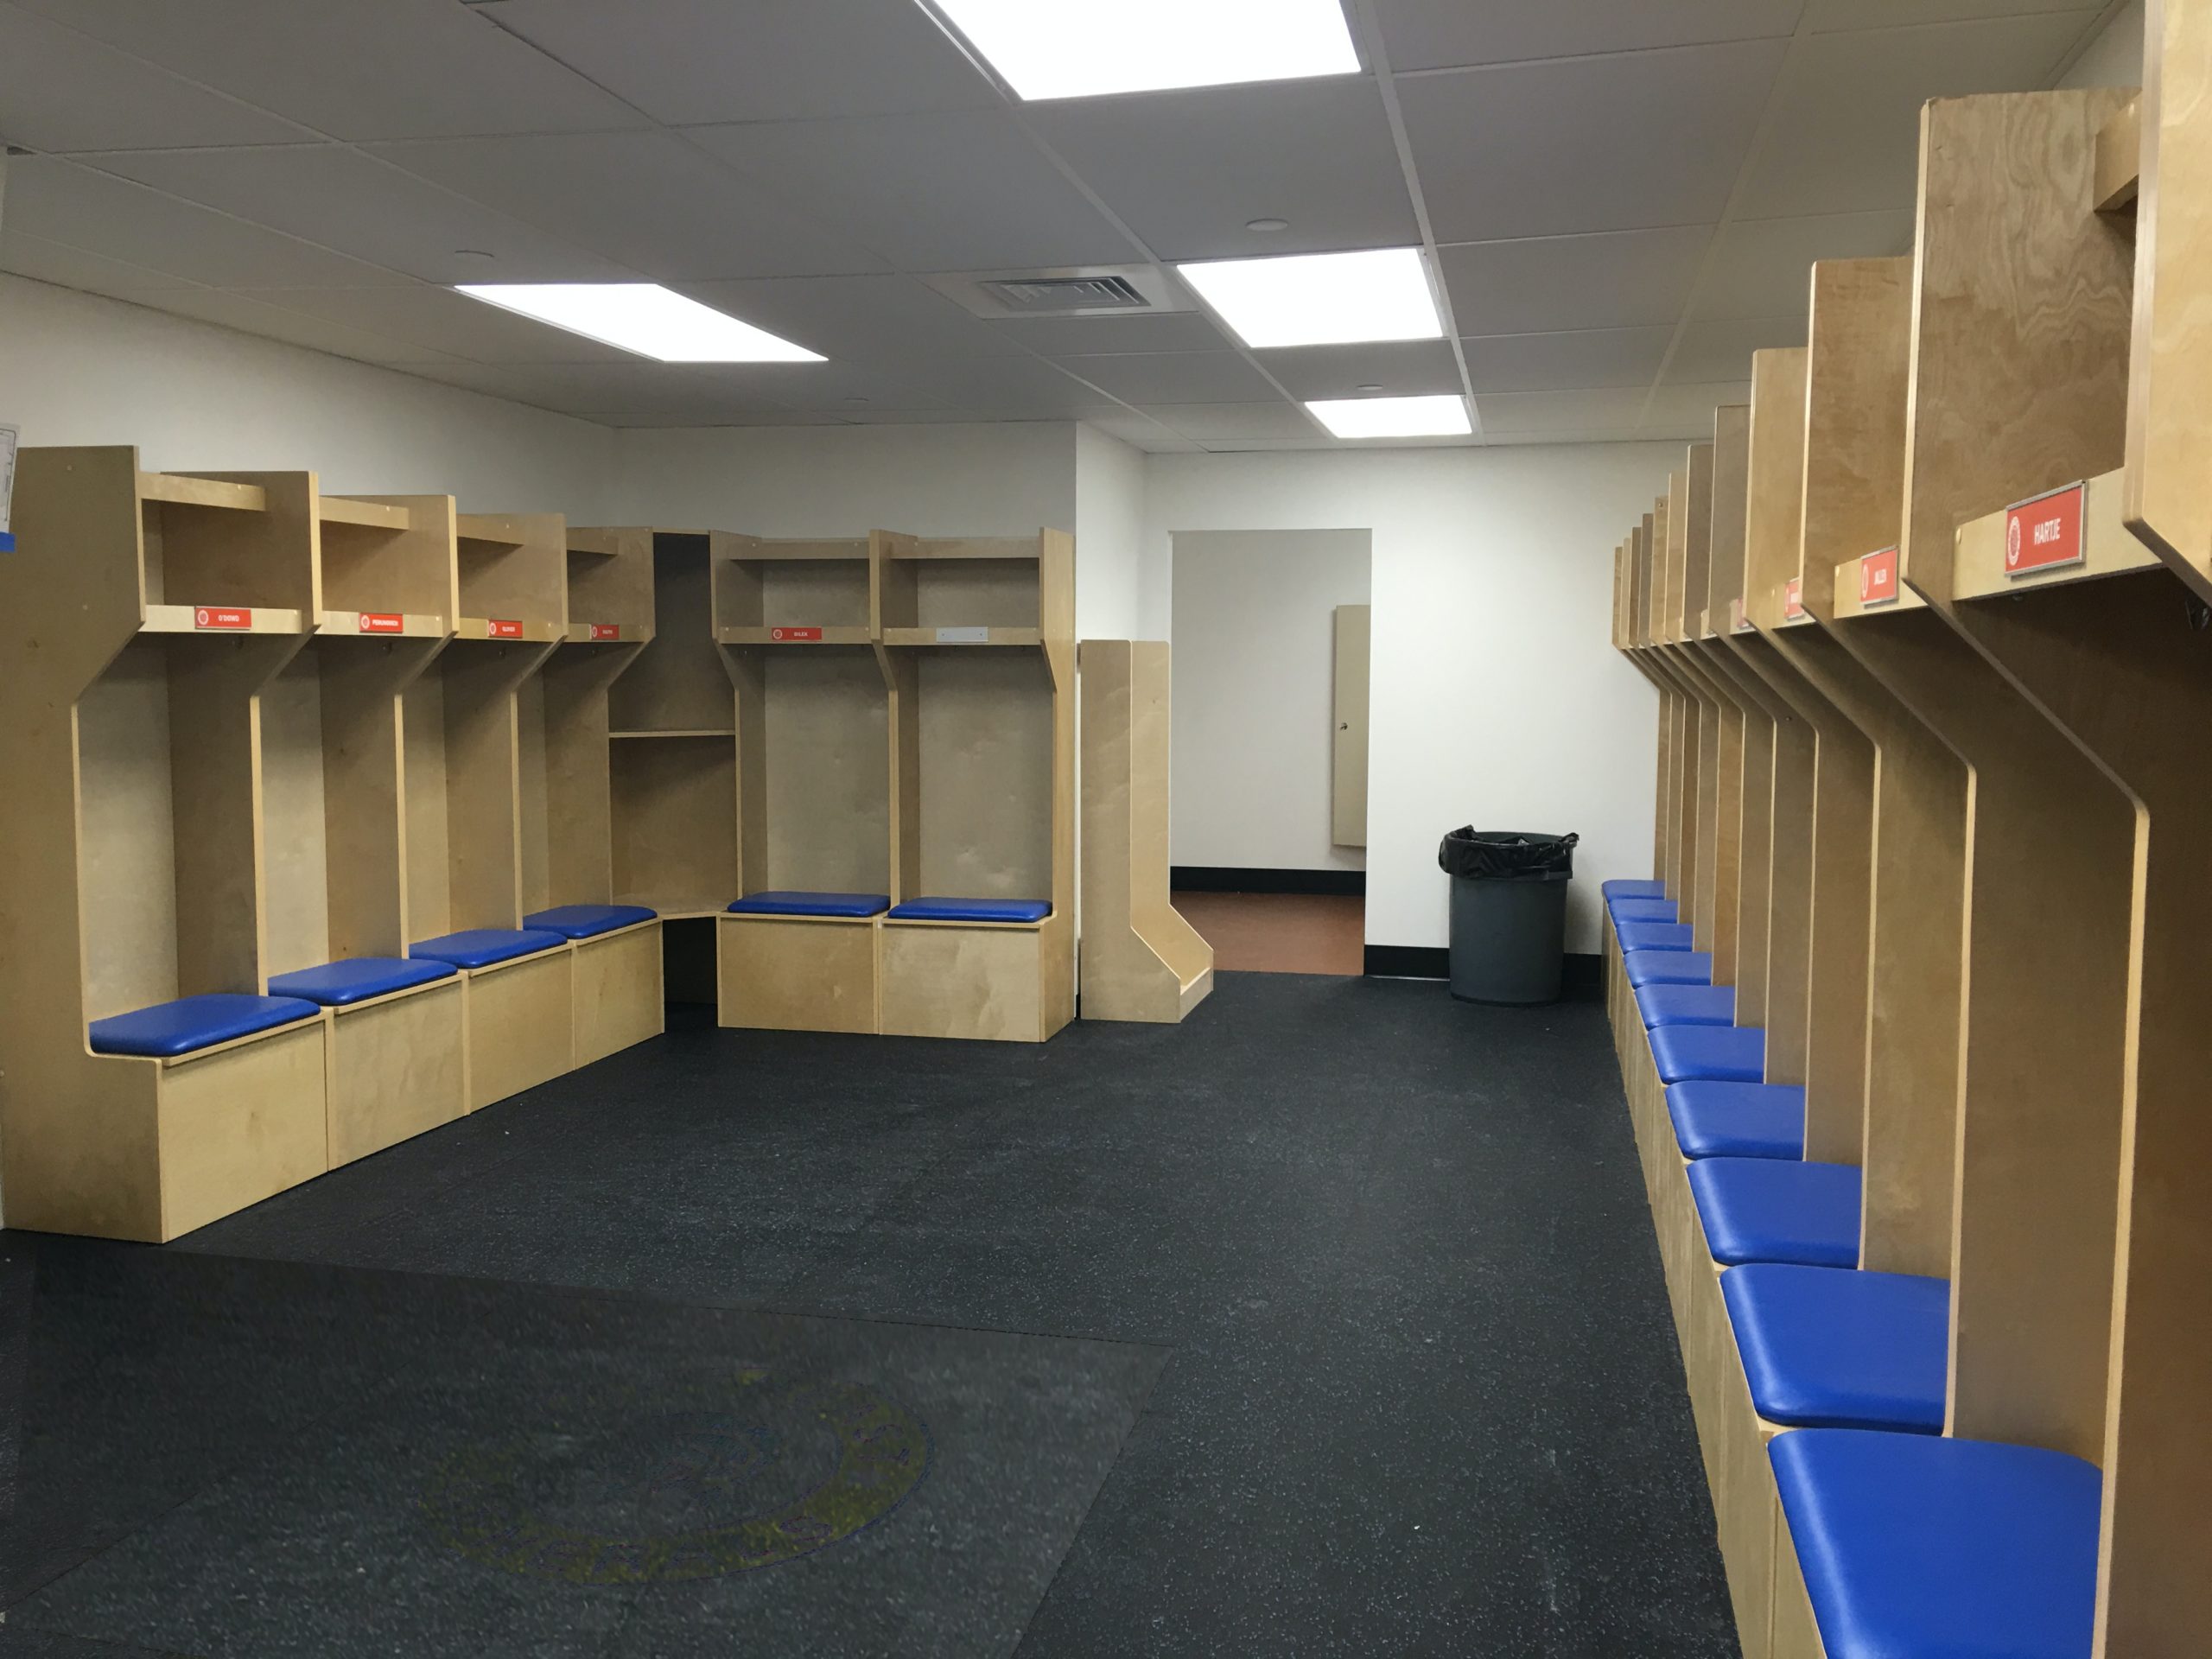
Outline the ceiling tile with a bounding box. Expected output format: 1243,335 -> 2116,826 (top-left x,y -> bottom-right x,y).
86,145 -> 638,286
1483,429 -> 1646,446
1473,386 -> 1651,435
372,130 -> 883,282
1374,0 -> 1803,70
1459,327 -> 1674,392
233,286 -> 642,364
1252,339 -> 1463,399
673,275 -> 1025,363
1026,79 -> 1416,261
1807,0 -> 2095,28
127,288 -> 464,365
687,111 -> 1136,273
1150,403 -> 1325,442
11,0 -> 643,140
1665,316 -> 1803,383
1440,225 -> 1713,335
404,359 -> 796,423
1401,41 -> 1787,241
1643,379 -> 1755,435
1079,411 -> 1205,450
0,227 -> 200,297
2,157 -> 413,287
478,0 -> 1000,124
987,310 -> 1229,355
669,359 -> 957,413
0,6 -> 313,152
1053,352 -> 1276,405
890,354 -> 1110,419
1735,13 -> 2104,218
1690,209 -> 1914,320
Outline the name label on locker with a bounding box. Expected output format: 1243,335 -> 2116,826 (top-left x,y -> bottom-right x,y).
1859,548 -> 1899,607
2005,483 -> 2085,576
770,626 -> 823,642
1783,577 -> 1805,620
589,622 -> 622,641
487,618 -> 524,639
359,612 -> 405,634
935,626 -> 991,644
194,606 -> 252,631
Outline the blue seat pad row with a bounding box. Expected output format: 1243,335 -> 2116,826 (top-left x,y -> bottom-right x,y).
410,929 -> 568,970
1724,1265 -> 1948,1433
1689,1156 -> 1861,1268
1637,982 -> 1736,1028
269,957 -> 456,1007
1772,1429 -> 2099,1659
1617,921 -> 1695,952
887,896 -> 1052,924
1602,879 -> 1667,900
1623,950 -> 1713,988
89,993 -> 321,1058
524,904 -> 658,939
1609,898 -> 1679,924
1649,1021 -> 1765,1084
727,891 -> 890,918
1667,1081 -> 1805,1160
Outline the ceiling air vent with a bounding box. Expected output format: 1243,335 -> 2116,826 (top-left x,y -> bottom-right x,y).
982,275 -> 1148,313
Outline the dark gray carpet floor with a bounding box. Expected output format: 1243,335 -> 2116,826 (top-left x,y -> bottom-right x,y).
0,972 -> 1737,1657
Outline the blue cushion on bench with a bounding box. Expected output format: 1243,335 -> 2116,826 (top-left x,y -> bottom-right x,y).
1602,880 -> 1667,900
89,993 -> 321,1058
1771,1429 -> 2100,1659
1618,921 -> 1694,951
887,897 -> 1052,924
1669,1081 -> 1806,1160
1637,983 -> 1736,1028
1690,1157 -> 1861,1268
410,929 -> 567,970
1651,1021 -> 1765,1084
1624,950 -> 1713,988
725,891 -> 891,918
523,904 -> 657,939
1611,898 -> 1678,924
268,957 -> 455,1007
1724,1265 -> 1948,1432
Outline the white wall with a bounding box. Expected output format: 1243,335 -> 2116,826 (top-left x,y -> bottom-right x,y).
1141,444 -> 1675,955
0,274 -> 618,518
1073,423 -> 1146,640
1170,529 -> 1371,874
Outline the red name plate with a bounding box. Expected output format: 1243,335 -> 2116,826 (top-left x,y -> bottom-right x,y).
588,622 -> 621,641
1859,548 -> 1899,607
487,618 -> 524,639
194,606 -> 252,631
2005,483 -> 2085,576
359,612 -> 404,634
1783,577 -> 1805,620
770,626 -> 823,642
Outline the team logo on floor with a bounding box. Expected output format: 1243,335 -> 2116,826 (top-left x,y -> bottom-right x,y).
420,1371 -> 931,1583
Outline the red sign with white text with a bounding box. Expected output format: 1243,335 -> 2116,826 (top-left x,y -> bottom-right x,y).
359,612 -> 404,634
770,626 -> 823,642
194,606 -> 251,631
1783,577 -> 1805,620
2005,483 -> 2085,576
1859,548 -> 1899,607
588,622 -> 621,641
487,618 -> 524,639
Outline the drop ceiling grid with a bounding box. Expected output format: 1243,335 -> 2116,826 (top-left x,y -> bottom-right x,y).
0,0 -> 2125,443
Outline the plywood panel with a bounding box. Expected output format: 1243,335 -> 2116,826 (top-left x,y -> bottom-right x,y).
157,1020 -> 327,1239
463,949 -> 573,1110
257,652 -> 331,978
573,923 -> 664,1065
402,671 -> 452,941
611,735 -> 740,911
880,923 -> 1043,1042
716,916 -> 877,1034
761,651 -> 891,893
915,652 -> 1054,901
76,642 -> 181,1020
610,534 -> 733,732
327,982 -> 466,1166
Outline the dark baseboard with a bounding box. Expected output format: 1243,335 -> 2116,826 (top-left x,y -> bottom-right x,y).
1172,866 -> 1366,897
1363,947 -> 1605,1004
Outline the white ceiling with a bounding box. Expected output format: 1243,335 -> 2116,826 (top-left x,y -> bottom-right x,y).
0,0 -> 2124,449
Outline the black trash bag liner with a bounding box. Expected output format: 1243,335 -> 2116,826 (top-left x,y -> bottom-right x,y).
1438,828 -> 1579,882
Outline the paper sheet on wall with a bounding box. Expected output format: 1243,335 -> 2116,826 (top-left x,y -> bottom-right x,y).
0,423 -> 17,552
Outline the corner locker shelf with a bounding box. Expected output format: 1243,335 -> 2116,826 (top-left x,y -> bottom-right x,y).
713,534 -> 893,1033
404,510 -> 575,1111
519,525 -> 664,1070
0,449 -> 327,1241
878,532 -> 1077,1043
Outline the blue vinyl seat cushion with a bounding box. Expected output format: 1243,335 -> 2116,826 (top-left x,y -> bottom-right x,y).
1637,982 -> 1736,1028
1689,1157 -> 1861,1268
523,904 -> 658,939
1771,1429 -> 2100,1659
89,993 -> 321,1058
725,891 -> 891,918
1602,880 -> 1667,900
1617,921 -> 1694,952
1650,1021 -> 1766,1084
1668,1081 -> 1806,1160
410,929 -> 567,970
887,897 -> 1052,924
267,957 -> 456,1007
1623,950 -> 1713,988
1724,1265 -> 1948,1432
1610,898 -> 1679,924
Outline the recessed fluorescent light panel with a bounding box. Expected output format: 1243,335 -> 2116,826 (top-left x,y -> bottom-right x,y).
931,0 -> 1358,100
1308,395 -> 1472,440
1177,248 -> 1442,350
454,284 -> 823,362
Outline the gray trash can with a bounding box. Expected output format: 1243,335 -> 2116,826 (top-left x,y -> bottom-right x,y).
1439,829 -> 1578,1006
